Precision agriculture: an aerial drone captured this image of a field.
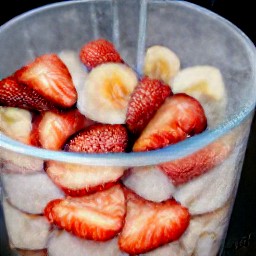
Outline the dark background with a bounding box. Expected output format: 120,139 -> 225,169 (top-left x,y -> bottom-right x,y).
0,0 -> 255,255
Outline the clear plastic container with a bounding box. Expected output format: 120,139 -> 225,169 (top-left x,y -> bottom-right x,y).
0,0 -> 255,255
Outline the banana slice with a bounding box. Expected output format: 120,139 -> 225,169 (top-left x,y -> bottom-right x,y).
77,63 -> 138,124
0,106 -> 32,144
172,65 -> 226,101
143,45 -> 180,84
172,66 -> 227,127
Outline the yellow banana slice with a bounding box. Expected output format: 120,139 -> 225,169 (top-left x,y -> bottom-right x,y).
0,107 -> 32,144
172,65 -> 227,128
172,65 -> 225,101
77,63 -> 138,124
143,45 -> 180,84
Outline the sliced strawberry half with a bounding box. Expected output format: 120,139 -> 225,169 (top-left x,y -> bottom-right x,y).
133,93 -> 207,152
159,138 -> 232,185
15,53 -> 77,108
44,185 -> 126,241
45,161 -> 125,197
79,38 -> 123,69
30,109 -> 92,150
118,189 -> 190,254
65,123 -> 128,153
126,76 -> 172,135
0,76 -> 56,111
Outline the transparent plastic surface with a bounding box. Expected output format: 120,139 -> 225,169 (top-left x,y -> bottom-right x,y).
0,0 -> 255,255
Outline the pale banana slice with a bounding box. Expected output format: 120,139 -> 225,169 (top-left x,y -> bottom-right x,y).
77,63 -> 138,124
172,65 -> 227,127
0,106 -> 32,144
143,45 -> 180,84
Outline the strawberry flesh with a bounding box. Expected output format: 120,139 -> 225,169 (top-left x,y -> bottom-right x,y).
0,76 -> 57,111
159,139 -> 232,185
65,124 -> 128,153
126,76 -> 172,135
118,189 -> 190,254
133,93 -> 207,152
80,38 -> 123,69
45,161 -> 125,197
30,109 -> 93,150
44,185 -> 126,241
15,53 -> 77,108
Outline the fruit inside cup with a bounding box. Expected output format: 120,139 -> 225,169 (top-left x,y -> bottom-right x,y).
0,36 -> 234,255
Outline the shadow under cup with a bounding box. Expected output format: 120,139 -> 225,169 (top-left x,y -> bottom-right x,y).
0,0 -> 255,255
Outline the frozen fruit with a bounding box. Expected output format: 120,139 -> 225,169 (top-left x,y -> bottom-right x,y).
30,109 -> 93,150
3,199 -> 51,250
143,45 -> 180,84
159,138 -> 232,186
15,53 -> 77,108
133,93 -> 207,152
1,172 -> 64,214
122,165 -> 175,202
0,106 -> 32,144
58,50 -> 88,91
118,189 -> 190,254
172,65 -> 226,101
45,161 -> 125,196
77,63 -> 138,124
80,38 -> 123,69
44,185 -> 126,241
47,231 -> 123,256
126,76 -> 172,134
0,76 -> 56,111
65,123 -> 128,153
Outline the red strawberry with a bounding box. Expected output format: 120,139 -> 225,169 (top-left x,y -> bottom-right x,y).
65,123 -> 128,153
44,185 -> 126,241
45,161 -> 125,196
30,109 -> 92,150
118,189 -> 190,254
0,76 -> 56,111
126,76 -> 172,134
159,138 -> 232,185
133,93 -> 207,152
79,38 -> 123,69
15,53 -> 77,108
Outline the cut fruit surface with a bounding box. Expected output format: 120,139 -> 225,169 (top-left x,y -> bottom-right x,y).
126,76 -> 172,134
172,65 -> 225,101
80,38 -> 123,69
31,109 -> 92,150
3,199 -> 51,250
143,45 -> 180,84
15,53 -> 77,108
0,106 -> 32,144
77,63 -> 138,124
44,185 -> 126,241
133,93 -> 207,152
118,189 -> 190,254
46,161 -> 125,196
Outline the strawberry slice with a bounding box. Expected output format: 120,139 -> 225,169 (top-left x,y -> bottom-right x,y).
159,138 -> 232,185
45,161 -> 125,196
44,185 -> 126,241
0,76 -> 56,111
30,109 -> 92,150
118,189 -> 190,254
15,53 -> 77,108
133,93 -> 207,152
126,76 -> 172,135
65,123 -> 128,153
79,38 -> 123,70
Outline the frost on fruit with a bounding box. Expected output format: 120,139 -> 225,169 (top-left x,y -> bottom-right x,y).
2,199 -> 51,250
143,45 -> 180,85
77,63 -> 138,124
